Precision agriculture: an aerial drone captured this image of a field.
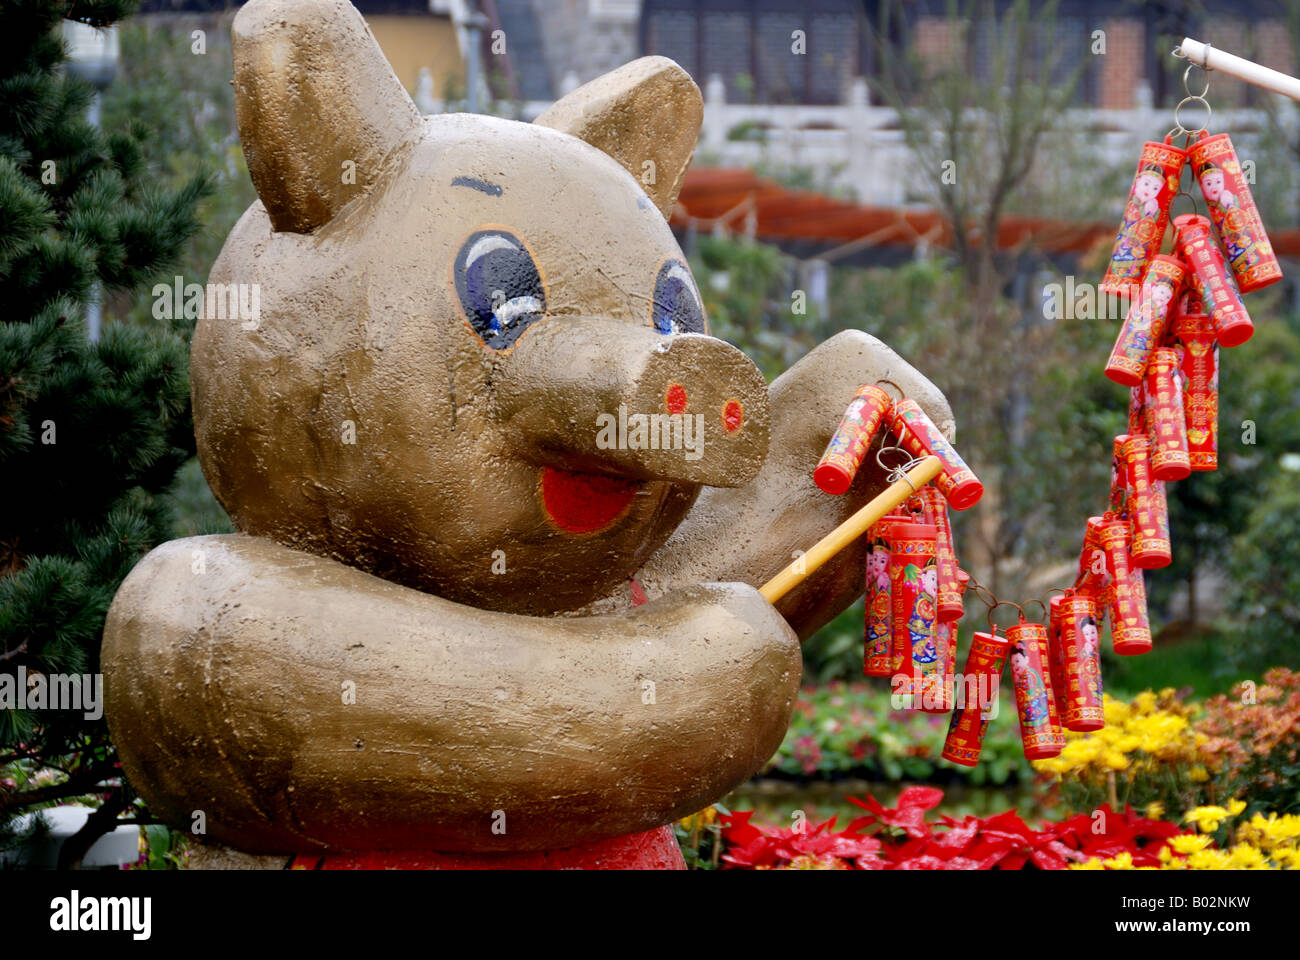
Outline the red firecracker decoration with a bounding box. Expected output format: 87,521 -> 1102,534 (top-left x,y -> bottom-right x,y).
919,621 -> 957,715
942,630 -> 1010,766
1060,594 -> 1105,732
1105,255 -> 1186,386
1188,131 -> 1283,294
1100,137 -> 1187,298
1130,567 -> 1151,651
864,521 -> 896,677
1122,434 -> 1172,569
1144,346 -> 1192,482
1099,515 -> 1152,655
889,400 -> 984,510
1173,301 -> 1220,472
1076,514 -> 1108,598
888,520 -> 939,700
1047,595 -> 1071,726
815,384 -> 893,495
1128,385 -> 1146,436
1008,620 -> 1066,760
920,486 -> 964,623
1174,214 -> 1254,348
1109,435 -> 1129,516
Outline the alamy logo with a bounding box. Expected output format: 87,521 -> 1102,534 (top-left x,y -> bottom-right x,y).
595,404 -> 704,461
0,667 -> 102,720
152,275 -> 261,329
1041,275 -> 1134,321
50,891 -> 151,940
891,672 -> 1001,716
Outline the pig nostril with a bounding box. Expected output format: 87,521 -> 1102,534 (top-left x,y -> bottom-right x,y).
722,399 -> 743,432
665,382 -> 688,415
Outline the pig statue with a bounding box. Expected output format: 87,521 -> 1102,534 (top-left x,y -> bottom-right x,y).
101,0 -> 955,869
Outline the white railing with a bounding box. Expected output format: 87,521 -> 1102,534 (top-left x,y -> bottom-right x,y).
415,70 -> 1293,209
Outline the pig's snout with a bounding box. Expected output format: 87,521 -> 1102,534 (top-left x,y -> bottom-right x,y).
490,317 -> 770,487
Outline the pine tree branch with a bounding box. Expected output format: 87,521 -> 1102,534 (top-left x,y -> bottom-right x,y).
0,760 -> 117,815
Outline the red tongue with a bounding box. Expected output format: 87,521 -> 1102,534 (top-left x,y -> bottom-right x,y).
539,466 -> 640,534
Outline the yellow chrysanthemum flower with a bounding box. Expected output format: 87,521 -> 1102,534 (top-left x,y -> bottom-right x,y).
1132,691 -> 1157,716
1187,848 -> 1232,870
1103,695 -> 1132,726
1185,805 -> 1230,833
1226,843 -> 1269,870
1099,749 -> 1127,770
1240,813 -> 1300,851
1169,833 -> 1213,854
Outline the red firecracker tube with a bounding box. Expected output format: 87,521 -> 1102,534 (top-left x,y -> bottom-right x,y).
1174,214 -> 1254,348
1123,434 -> 1172,569
815,384 -> 893,495
1060,594 -> 1105,732
1008,620 -> 1066,760
921,486 -> 964,623
890,400 -> 984,510
888,520 -> 939,700
942,630 -> 1010,766
1100,137 -> 1187,297
1105,255 -> 1185,387
1144,346 -> 1192,482
1173,304 -> 1220,472
863,523 -> 895,677
1099,516 -> 1152,655
1188,131 -> 1282,294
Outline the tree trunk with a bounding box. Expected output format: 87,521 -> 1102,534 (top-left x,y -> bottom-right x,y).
57,790 -> 131,870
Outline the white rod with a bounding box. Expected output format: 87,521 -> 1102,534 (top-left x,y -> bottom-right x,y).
1180,37 -> 1300,103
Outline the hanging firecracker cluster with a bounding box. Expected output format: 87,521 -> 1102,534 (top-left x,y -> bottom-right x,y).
811,76 -> 1279,769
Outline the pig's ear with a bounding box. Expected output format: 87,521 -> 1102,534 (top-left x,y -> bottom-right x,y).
232,0 -> 423,233
534,57 -> 702,219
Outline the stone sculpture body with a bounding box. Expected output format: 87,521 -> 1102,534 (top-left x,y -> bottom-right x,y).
101,0 -> 955,866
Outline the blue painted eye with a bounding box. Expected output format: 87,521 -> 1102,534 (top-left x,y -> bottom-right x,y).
454,229 -> 546,349
651,260 -> 705,335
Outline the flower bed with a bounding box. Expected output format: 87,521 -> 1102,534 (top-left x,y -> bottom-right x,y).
678,671 -> 1300,869
770,681 -> 1033,785
683,787 -> 1298,870
1034,669 -> 1300,820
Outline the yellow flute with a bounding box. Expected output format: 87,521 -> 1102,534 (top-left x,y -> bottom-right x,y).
760,456 -> 944,604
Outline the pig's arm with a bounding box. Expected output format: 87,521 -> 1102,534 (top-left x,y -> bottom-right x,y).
579,330 -> 956,640
102,534 -> 800,855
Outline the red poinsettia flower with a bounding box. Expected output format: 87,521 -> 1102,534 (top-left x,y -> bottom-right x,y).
719,811 -> 883,869
848,785 -> 944,839
1049,805 -> 1191,867
718,793 -> 1197,871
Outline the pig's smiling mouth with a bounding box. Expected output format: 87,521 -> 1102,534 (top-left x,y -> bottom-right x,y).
538,466 -> 642,534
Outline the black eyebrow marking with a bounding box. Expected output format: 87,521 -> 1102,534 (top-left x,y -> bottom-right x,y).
451,175 -> 503,196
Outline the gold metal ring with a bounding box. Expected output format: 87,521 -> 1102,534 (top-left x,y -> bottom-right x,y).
1174,95 -> 1212,135
1183,61 -> 1211,100
986,599 -> 1024,634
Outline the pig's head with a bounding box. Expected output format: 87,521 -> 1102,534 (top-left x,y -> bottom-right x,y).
195,0 -> 770,615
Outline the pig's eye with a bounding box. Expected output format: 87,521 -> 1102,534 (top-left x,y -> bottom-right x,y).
651,259 -> 705,335
453,228 -> 547,350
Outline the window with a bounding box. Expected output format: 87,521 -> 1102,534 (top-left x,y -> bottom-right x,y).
642,0 -> 865,105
